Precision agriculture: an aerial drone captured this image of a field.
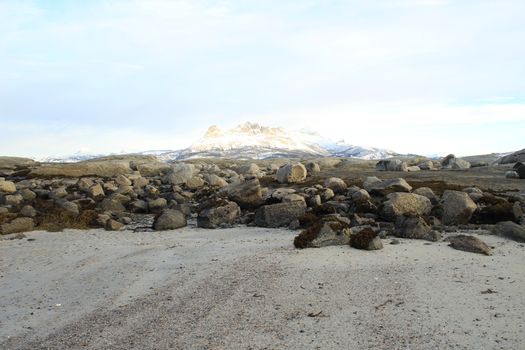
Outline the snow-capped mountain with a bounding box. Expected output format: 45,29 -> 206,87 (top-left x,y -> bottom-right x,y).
39,122 -> 403,162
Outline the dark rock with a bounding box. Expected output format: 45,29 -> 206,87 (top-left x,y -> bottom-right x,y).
294,218 -> 351,248
1,217 -> 34,235
154,209 -> 187,231
394,216 -> 439,241
350,227 -> 383,250
448,235 -> 492,255
492,221 -> 525,242
197,201 -> 240,229
255,201 -> 307,228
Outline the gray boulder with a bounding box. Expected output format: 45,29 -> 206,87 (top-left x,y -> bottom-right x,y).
441,154 -> 471,169
366,178 -> 412,196
197,201 -> 241,228
350,227 -> 383,250
293,219 -> 351,248
394,216 -> 439,241
448,235 -> 492,255
497,149 -> 525,164
163,163 -> 195,185
492,221 -> 525,242
413,187 -> 438,204
441,190 -> 477,225
225,178 -> 263,208
376,159 -> 408,172
154,209 -> 187,230
255,201 -> 307,228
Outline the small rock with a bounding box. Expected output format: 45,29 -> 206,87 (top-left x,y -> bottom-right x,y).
448,235 -> 492,255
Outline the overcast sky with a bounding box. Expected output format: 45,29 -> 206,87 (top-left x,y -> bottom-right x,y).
1,0 -> 524,158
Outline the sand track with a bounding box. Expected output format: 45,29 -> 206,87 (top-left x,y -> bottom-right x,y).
1,227 -> 524,349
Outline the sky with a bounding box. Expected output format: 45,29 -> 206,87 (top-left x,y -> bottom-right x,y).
1,0 -> 524,158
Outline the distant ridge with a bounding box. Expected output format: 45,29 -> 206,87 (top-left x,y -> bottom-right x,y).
39,122 -> 403,162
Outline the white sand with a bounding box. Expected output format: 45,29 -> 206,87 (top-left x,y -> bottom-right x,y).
1,227 -> 524,349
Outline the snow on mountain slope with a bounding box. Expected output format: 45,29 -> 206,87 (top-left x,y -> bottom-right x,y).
39,122 -> 402,162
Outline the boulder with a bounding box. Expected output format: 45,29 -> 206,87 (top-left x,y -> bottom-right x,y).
197,201 -> 241,229
105,219 -> 125,231
163,163 -> 195,185
394,216 -> 439,241
447,235 -> 491,255
115,175 -> 132,187
305,162 -> 321,175
320,188 -> 335,202
382,193 -> 432,221
133,177 -> 149,189
204,174 -> 228,188
225,178 -> 263,208
366,178 -> 412,196
147,198 -> 168,213
293,218 -> 351,248
441,190 -> 477,225
20,205 -> 37,218
255,201 -> 307,228
497,149 -> 525,164
517,165 -> 525,179
56,199 -> 79,216
19,188 -> 36,201
375,159 -> 408,172
350,227 -> 383,250
323,177 -> 347,194
418,161 -> 434,170
88,183 -> 105,200
154,209 -> 187,231
238,163 -> 260,175
351,189 -> 371,203
0,180 -> 17,194
1,217 -> 34,235
5,194 -> 23,206
491,221 -> 525,242
276,163 -> 307,184
441,154 -> 471,169
130,199 -> 148,213
407,166 -> 421,172
186,176 -> 205,189
99,194 -> 129,212
413,187 -> 438,204
506,171 -> 520,179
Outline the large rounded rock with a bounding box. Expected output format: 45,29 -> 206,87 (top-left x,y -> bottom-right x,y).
163,163 -> 195,185
516,165 -> 525,179
441,154 -> 471,169
276,163 -> 307,184
225,178 -> 263,208
375,159 -> 408,172
394,216 -> 438,241
350,227 -> 383,250
382,193 -> 432,221
491,221 -> 525,242
448,235 -> 491,255
441,190 -> 477,225
293,218 -> 351,248
197,201 -> 241,229
154,209 -> 187,231
323,177 -> 347,194
0,180 -> 17,194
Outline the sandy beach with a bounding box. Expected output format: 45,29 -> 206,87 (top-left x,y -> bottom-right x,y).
1,227 -> 524,349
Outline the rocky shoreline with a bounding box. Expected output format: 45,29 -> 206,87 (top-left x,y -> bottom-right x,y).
1,155 -> 524,256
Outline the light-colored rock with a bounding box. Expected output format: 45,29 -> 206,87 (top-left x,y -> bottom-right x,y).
105,219 -> 125,231
382,193 -> 432,221
5,194 -> 23,206
186,176 -> 205,189
293,219 -> 351,248
148,198 -> 168,213
394,216 -> 439,241
441,190 -> 477,225
88,183 -> 105,200
305,161 -> 320,175
413,187 -> 438,204
136,162 -> 171,177
19,188 -> 36,201
323,177 -> 347,194
115,175 -> 132,187
20,205 -> 37,218
0,180 -> 17,194
276,163 -> 307,184
204,174 -> 228,188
